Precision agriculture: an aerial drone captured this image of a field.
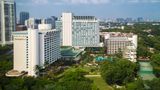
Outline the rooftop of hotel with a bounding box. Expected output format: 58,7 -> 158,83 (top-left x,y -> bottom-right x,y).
73,16 -> 97,20
104,32 -> 137,39
12,28 -> 59,36
110,32 -> 135,37
61,47 -> 82,58
57,12 -> 97,21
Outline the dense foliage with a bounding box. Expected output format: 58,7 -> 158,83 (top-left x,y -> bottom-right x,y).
0,45 -> 12,55
125,78 -> 160,90
100,58 -> 138,85
125,79 -> 145,90
150,54 -> 160,77
54,69 -> 97,90
146,78 -> 160,90
0,60 -> 12,77
81,52 -> 94,64
0,68 -> 98,90
0,45 -> 13,77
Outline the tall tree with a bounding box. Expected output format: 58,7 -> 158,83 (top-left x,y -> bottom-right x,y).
100,59 -> 138,85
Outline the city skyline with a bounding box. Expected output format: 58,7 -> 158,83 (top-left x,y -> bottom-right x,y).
16,0 -> 160,20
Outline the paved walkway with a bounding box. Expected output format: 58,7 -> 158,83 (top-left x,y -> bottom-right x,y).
84,74 -> 101,77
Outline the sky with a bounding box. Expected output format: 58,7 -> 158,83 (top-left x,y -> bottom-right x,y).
15,0 -> 160,20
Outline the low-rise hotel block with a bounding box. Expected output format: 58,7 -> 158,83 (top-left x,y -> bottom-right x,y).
104,32 -> 137,62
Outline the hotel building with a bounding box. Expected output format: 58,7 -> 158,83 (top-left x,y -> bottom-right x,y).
56,12 -> 99,47
104,32 -> 137,62
9,24 -> 61,76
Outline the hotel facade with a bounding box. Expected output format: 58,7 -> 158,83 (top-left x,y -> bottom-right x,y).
11,24 -> 61,76
56,12 -> 100,47
104,32 -> 137,62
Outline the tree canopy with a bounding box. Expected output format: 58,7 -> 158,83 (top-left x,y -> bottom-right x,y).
150,54 -> 160,77
100,58 -> 138,85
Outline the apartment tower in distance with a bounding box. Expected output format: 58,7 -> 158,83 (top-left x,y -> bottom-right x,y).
56,12 -> 99,47
0,0 -> 16,45
25,18 -> 41,29
20,12 -> 29,25
6,24 -> 61,77
41,16 -> 57,29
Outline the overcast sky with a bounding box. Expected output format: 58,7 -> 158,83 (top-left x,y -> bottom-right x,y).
15,0 -> 160,19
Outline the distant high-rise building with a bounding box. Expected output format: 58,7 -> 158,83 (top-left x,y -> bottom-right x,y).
41,16 -> 57,29
125,18 -> 133,23
25,18 -> 41,29
0,0 -> 16,45
10,24 -> 61,76
20,12 -> 29,25
116,18 -> 125,23
56,12 -> 100,47
137,17 -> 144,22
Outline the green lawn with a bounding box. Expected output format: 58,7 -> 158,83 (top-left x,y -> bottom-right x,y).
88,76 -> 114,90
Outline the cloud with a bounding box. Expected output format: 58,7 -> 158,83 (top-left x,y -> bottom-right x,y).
150,0 -> 160,3
53,0 -> 160,4
60,0 -> 110,4
16,0 -> 160,6
31,0 -> 49,4
128,0 -> 140,3
128,0 -> 160,3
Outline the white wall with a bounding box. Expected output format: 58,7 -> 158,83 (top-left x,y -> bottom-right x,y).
62,12 -> 72,46
38,24 -> 52,30
28,29 -> 39,76
1,0 -> 5,45
39,33 -> 45,67
13,36 -> 27,72
128,35 -> 138,48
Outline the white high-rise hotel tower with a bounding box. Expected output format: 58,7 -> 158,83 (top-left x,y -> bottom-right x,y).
11,24 -> 61,76
56,12 -> 100,47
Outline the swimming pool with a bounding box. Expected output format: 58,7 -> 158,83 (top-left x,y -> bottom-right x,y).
95,56 -> 112,62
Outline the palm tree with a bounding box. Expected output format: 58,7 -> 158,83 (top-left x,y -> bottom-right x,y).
35,65 -> 42,76
44,61 -> 49,68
